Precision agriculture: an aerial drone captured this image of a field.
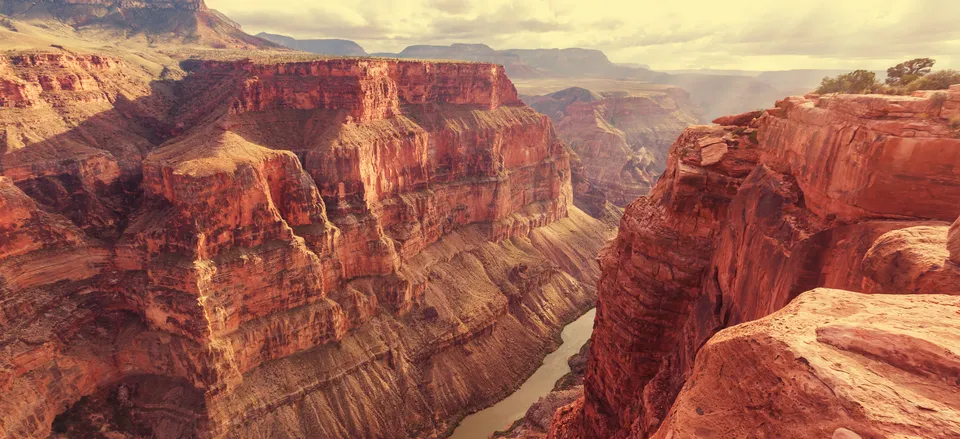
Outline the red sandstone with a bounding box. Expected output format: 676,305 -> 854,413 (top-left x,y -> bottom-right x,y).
549,86 -> 960,438
0,53 -> 617,438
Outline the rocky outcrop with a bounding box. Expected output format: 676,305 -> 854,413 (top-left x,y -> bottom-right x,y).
550,86 -> 960,438
654,289 -> 960,439
526,86 -> 701,207
0,53 -> 619,438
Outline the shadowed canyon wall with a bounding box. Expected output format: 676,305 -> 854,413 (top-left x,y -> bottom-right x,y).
0,52 -> 618,438
547,86 -> 960,439
526,86 -> 701,208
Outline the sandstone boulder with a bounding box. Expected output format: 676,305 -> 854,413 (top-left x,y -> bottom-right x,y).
862,223 -> 960,295
711,109 -> 764,127
950,216 -> 960,264
653,289 -> 960,439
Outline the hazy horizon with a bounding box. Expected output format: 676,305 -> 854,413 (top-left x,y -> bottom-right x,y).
207,0 -> 960,72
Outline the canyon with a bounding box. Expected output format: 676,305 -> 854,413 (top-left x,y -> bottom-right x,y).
544,87 -> 960,438
524,85 -> 700,207
264,38 -> 795,121
0,49 -> 618,438
4,2 -> 960,439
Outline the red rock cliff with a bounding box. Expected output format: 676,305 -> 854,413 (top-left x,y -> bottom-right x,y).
550,87 -> 960,438
0,53 -> 617,438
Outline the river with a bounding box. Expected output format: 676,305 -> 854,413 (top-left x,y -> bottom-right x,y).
448,308 -> 597,439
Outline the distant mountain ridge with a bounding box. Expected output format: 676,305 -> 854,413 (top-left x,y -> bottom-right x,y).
207,34 -> 833,120
381,43 -> 665,81
0,0 -> 275,48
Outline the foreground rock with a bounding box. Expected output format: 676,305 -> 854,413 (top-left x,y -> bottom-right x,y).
0,53 -> 619,438
655,289 -> 960,439
549,86 -> 960,438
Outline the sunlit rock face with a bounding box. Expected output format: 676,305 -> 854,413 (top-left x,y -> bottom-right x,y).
0,54 -> 620,438
653,288 -> 960,439
548,86 -> 960,439
0,0 -> 272,48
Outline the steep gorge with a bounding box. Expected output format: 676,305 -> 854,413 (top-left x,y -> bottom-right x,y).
525,86 -> 701,207
548,87 -> 960,438
0,52 -> 618,438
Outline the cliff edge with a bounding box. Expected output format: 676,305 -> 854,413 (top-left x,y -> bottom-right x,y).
549,86 -> 960,438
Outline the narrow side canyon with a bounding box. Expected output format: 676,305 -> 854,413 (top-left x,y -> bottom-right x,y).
524,86 -> 701,208
0,53 -> 619,438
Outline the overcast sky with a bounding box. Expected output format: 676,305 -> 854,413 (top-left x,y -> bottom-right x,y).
207,0 -> 960,71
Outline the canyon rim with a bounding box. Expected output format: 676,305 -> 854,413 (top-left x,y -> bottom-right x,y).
3,1 -> 960,439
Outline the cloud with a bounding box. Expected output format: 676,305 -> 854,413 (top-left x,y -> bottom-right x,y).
427,0 -> 473,15
207,0 -> 960,70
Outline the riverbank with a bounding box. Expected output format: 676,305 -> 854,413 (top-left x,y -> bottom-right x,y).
447,309 -> 597,439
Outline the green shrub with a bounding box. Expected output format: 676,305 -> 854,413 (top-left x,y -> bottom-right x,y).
906,70 -> 960,92
815,70 -> 880,94
886,58 -> 936,86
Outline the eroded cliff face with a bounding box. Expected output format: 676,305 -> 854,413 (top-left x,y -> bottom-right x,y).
0,53 -> 618,438
549,86 -> 960,439
526,87 -> 700,207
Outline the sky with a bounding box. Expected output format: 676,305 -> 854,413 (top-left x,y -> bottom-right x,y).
206,0 -> 960,71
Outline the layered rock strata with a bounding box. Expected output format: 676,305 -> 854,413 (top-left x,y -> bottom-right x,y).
550,86 -> 960,438
526,87 -> 700,207
0,53 -> 618,438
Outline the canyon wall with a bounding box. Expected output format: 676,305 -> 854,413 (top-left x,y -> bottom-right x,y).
0,53 -> 617,438
526,87 -> 700,208
549,86 -> 960,438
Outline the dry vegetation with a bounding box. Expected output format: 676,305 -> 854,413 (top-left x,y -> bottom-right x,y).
815,58 -> 960,95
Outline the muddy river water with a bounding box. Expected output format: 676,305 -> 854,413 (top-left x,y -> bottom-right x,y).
448,308 -> 597,439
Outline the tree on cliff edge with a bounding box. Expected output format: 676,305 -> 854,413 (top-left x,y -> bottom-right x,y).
885,58 -> 936,86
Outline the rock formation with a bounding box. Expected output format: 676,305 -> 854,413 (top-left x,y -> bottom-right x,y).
377,44 -> 809,123
0,0 -> 274,48
653,288 -> 960,439
548,86 -> 960,438
526,86 -> 701,207
379,45 -> 666,82
0,52 -> 618,438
